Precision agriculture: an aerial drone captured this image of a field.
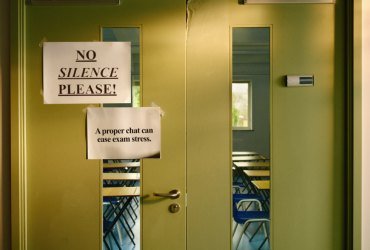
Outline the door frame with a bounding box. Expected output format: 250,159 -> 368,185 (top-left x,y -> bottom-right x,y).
230,24 -> 274,246
10,0 -> 27,249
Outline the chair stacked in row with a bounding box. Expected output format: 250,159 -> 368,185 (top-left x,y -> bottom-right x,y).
232,151 -> 270,250
102,160 -> 141,250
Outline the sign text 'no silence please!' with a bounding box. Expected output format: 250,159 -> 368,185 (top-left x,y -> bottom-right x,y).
43,42 -> 131,104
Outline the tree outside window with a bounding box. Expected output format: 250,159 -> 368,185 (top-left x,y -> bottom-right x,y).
232,82 -> 252,130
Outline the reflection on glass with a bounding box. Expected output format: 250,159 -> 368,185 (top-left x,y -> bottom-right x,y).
232,27 -> 270,250
102,27 -> 141,250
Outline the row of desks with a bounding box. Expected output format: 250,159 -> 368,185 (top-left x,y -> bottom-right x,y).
103,173 -> 140,181
251,180 -> 270,190
103,162 -> 141,197
103,162 -> 140,169
103,187 -> 140,197
232,151 -> 258,156
102,152 -> 270,196
244,170 -> 269,177
232,155 -> 266,162
234,161 -> 270,168
232,152 -> 270,191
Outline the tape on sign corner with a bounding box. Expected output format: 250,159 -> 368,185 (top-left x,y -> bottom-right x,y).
150,102 -> 165,118
82,105 -> 96,114
39,37 -> 48,48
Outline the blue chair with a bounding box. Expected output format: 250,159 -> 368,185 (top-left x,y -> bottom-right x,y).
103,196 -> 137,249
103,196 -> 136,247
232,196 -> 270,250
103,217 -> 122,250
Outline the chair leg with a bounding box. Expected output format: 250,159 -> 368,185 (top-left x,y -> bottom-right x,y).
258,232 -> 269,250
103,237 -> 111,250
127,202 -> 137,221
249,222 -> 264,242
111,230 -> 123,250
236,221 -> 250,250
108,234 -> 114,250
104,228 -> 123,250
123,216 -> 136,242
232,222 -> 239,236
262,221 -> 269,245
116,222 -> 124,247
104,197 -> 134,250
117,216 -> 135,244
236,219 -> 270,250
130,202 -> 138,219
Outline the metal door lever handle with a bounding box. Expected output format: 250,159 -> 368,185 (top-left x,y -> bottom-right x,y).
153,189 -> 180,199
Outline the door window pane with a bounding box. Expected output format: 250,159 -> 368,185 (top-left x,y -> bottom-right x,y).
232,27 -> 270,250
102,27 -> 141,250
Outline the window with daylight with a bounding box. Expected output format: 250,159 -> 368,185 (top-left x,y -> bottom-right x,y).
232,82 -> 252,130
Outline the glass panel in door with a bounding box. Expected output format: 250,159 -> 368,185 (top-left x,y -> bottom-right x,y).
101,27 -> 141,250
232,27 -> 271,250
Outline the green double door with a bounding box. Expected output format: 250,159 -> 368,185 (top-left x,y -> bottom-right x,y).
12,1 -> 346,250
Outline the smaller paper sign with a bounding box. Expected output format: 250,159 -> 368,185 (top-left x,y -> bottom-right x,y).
87,107 -> 161,159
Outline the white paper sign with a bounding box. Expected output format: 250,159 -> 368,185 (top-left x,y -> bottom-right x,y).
43,42 -> 131,104
87,107 -> 161,159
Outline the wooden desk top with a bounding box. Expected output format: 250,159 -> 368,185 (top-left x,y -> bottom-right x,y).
103,162 -> 140,169
234,161 -> 270,168
103,187 -> 140,197
232,155 -> 266,161
232,151 -> 258,156
251,180 -> 270,190
103,173 -> 140,181
243,170 -> 270,177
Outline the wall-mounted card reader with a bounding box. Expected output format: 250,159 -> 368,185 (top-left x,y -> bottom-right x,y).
285,75 -> 314,87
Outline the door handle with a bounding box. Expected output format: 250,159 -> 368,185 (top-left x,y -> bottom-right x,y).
153,189 -> 180,199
